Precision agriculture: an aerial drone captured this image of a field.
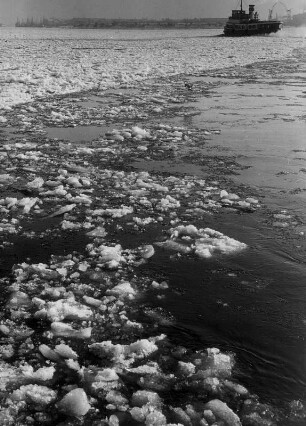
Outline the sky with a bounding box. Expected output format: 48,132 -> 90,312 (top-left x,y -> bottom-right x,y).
0,0 -> 305,24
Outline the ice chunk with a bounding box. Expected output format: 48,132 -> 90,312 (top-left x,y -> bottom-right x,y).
206,348 -> 233,377
224,380 -> 248,396
95,368 -> 119,382
132,126 -> 150,138
131,405 -> 167,425
7,291 -> 31,309
5,197 -> 18,208
90,368 -> 121,393
89,337 -> 162,363
39,344 -> 61,362
27,177 -> 44,189
95,244 -> 124,268
107,282 -> 136,298
83,295 -> 102,307
177,361 -> 196,377
54,343 -> 78,360
131,390 -> 162,408
91,206 -> 133,218
18,197 -> 38,213
66,176 -> 82,188
108,415 -> 120,426
57,388 -> 91,417
204,399 -> 241,426
0,324 -> 10,335
138,245 -> 155,259
155,239 -> 192,254
22,365 -> 55,381
47,203 -> 76,218
0,174 -> 13,184
194,229 -> 247,258
35,298 -> 92,322
51,322 -> 92,339
170,407 -> 192,425
11,384 -> 57,406
106,390 -> 128,407
127,339 -> 159,358
86,226 -> 107,238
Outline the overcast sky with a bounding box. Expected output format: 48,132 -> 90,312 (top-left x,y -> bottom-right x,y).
0,0 -> 304,24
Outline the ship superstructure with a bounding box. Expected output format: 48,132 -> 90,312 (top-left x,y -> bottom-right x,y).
224,1 -> 282,36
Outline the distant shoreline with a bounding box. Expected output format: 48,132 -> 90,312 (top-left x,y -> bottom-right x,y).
13,11 -> 306,29
15,17 -> 227,29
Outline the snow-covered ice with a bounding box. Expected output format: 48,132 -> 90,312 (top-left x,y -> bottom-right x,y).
0,27 -> 301,110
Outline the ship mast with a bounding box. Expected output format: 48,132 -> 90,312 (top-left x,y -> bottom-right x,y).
241,0 -> 243,12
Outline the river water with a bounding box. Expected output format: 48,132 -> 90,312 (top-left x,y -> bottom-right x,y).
0,26 -> 306,423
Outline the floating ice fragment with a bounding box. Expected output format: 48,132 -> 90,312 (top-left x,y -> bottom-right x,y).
11,384 -> 57,406
7,291 -> 31,309
177,361 -> 196,377
108,414 -> 120,426
89,336 -> 163,364
131,390 -> 162,408
95,368 -> 119,382
90,368 -> 121,393
18,197 -> 38,213
51,322 -> 92,339
27,177 -> 44,190
39,344 -> 62,362
206,347 -> 233,376
167,225 -> 247,258
66,176 -> 82,188
106,390 -> 128,407
22,365 -> 55,381
47,203 -> 76,218
107,282 -> 136,298
0,324 -> 10,335
170,407 -> 192,425
204,399 -> 241,426
91,206 -> 133,218
95,244 -> 124,268
35,298 -> 92,322
224,380 -> 248,396
86,226 -> 107,238
155,240 -> 192,254
245,197 -> 258,204
5,197 -> 18,208
132,126 -> 150,138
138,245 -> 155,259
83,295 -> 102,307
0,174 -> 13,184
54,343 -> 78,360
57,388 -> 91,417
45,180 -> 61,188
65,359 -> 81,371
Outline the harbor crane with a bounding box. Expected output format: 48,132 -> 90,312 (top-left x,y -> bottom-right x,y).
268,1 -> 291,21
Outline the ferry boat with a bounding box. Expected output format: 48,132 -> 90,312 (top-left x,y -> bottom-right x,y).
224,1 -> 282,36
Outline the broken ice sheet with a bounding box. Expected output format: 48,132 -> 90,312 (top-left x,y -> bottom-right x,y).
156,224 -> 247,258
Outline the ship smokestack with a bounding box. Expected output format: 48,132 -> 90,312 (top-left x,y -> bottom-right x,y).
249,4 -> 255,20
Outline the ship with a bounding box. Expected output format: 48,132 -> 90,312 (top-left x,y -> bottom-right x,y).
224,1 -> 282,36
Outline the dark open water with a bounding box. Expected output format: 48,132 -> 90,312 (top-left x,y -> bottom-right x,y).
143,46 -> 306,406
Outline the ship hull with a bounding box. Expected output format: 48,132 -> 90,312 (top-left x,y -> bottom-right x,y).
224,20 -> 282,36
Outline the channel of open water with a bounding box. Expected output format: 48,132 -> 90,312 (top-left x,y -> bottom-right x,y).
155,47 -> 306,406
